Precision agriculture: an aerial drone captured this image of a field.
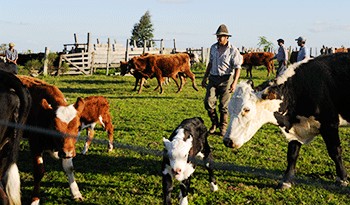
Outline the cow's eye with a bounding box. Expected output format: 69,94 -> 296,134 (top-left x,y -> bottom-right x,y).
243,107 -> 250,113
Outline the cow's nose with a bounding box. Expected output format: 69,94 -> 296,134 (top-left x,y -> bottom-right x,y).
173,168 -> 181,175
223,138 -> 233,148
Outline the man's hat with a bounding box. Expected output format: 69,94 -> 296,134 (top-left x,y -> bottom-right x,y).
277,39 -> 284,43
215,24 -> 231,37
295,36 -> 306,42
9,42 -> 15,47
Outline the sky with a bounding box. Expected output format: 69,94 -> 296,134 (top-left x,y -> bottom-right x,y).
2,0 -> 350,54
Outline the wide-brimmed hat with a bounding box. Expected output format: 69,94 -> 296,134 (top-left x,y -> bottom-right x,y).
9,42 -> 15,47
215,24 -> 231,37
295,36 -> 306,42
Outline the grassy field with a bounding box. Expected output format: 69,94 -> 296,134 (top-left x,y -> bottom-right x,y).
17,66 -> 350,204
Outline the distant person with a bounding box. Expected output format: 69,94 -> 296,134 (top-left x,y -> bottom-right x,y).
5,42 -> 18,74
201,24 -> 243,136
274,38 -> 288,76
295,36 -> 309,62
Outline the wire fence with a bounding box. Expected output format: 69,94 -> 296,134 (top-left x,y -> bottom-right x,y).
1,119 -> 345,189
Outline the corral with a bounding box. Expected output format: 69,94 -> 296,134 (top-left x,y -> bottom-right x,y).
15,66 -> 350,204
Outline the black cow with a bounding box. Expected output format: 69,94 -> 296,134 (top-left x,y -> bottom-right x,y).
162,117 -> 218,205
269,53 -> 350,188
0,70 -> 31,205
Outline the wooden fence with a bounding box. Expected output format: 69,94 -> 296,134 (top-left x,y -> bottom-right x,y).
57,33 -> 209,75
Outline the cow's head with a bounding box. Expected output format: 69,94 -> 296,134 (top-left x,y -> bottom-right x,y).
223,81 -> 282,149
41,97 -> 85,158
163,128 -> 194,181
120,61 -> 129,76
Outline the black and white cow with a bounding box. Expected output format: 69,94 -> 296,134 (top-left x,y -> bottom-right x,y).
162,117 -> 218,205
224,53 -> 350,189
0,70 -> 31,205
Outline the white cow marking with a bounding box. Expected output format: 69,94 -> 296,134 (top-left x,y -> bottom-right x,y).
56,104 -> 77,124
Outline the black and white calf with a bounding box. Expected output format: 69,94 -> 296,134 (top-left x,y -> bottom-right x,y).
162,117 -> 218,205
224,53 -> 350,189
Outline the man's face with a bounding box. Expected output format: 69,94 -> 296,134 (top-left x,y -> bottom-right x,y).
217,35 -> 229,46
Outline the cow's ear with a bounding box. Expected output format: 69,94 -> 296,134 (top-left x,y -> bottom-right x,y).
41,99 -> 53,110
247,79 -> 254,89
74,97 -> 85,114
186,135 -> 193,144
163,138 -> 171,150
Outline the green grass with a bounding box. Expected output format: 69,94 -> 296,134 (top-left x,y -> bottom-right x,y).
18,66 -> 350,204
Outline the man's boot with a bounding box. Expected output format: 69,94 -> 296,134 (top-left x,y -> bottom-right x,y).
220,113 -> 229,136
208,109 -> 219,134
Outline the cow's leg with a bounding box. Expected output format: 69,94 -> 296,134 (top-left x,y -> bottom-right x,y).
133,77 -> 139,91
162,173 -> 173,205
278,140 -> 302,189
104,117 -> 114,152
0,183 -> 9,205
202,144 -> 218,191
179,177 -> 191,205
183,70 -> 198,91
171,74 -> 182,93
320,125 -> 348,186
3,163 -> 21,205
82,127 -> 95,155
62,158 -> 83,201
138,77 -> 146,94
155,74 -> 165,94
31,154 -> 45,205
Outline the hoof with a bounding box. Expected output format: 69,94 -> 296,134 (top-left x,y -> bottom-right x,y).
210,182 -> 218,192
277,181 -> 292,189
336,177 -> 349,187
73,195 -> 84,202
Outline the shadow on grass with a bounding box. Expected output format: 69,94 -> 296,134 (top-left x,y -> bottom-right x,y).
18,143 -> 350,203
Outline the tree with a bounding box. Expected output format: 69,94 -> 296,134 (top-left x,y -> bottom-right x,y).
130,10 -> 154,48
257,36 -> 274,52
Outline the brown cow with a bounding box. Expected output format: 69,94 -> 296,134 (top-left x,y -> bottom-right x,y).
120,60 -> 150,93
79,96 -> 114,154
128,53 -> 199,94
242,52 -> 275,78
18,75 -> 85,204
334,47 -> 348,53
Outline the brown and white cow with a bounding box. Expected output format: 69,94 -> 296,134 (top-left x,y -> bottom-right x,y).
18,75 -> 85,204
128,53 -> 199,94
0,70 -> 31,205
242,52 -> 275,78
79,96 -> 114,154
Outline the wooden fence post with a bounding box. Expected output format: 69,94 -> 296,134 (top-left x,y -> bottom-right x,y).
160,39 -> 164,54
43,47 -> 49,76
125,39 -> 130,61
106,38 -> 110,75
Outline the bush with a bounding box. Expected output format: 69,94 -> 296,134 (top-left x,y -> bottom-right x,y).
24,59 -> 42,72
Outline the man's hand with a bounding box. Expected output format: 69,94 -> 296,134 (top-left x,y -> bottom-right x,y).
201,77 -> 208,88
229,83 -> 236,93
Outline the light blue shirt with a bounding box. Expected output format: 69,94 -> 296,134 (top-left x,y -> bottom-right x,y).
5,49 -> 18,61
209,42 -> 243,76
297,46 -> 309,62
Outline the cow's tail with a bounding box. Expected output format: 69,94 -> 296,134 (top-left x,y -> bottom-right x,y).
4,163 -> 21,205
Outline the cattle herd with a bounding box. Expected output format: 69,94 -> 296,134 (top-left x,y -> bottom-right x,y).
0,51 -> 350,205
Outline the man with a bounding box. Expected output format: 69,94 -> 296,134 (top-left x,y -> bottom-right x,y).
5,42 -> 18,74
274,38 -> 288,76
295,36 -> 309,62
201,24 -> 243,136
